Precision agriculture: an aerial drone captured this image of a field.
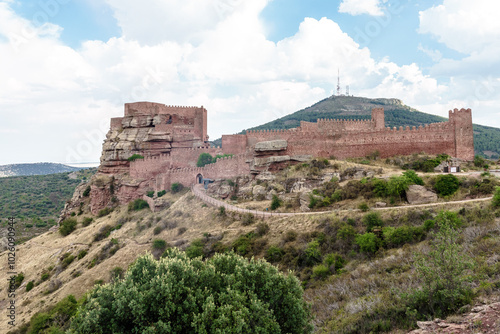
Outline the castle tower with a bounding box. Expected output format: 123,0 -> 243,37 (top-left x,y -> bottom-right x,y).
371,108 -> 385,130
449,108 -> 474,161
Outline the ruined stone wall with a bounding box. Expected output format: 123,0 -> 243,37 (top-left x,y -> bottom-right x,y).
130,154 -> 171,179
450,108 -> 474,161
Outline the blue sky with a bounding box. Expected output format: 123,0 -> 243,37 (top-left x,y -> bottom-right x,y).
0,0 -> 499,164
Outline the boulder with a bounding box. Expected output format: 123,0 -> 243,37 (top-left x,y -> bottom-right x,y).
406,185 -> 437,205
252,185 -> 267,198
217,185 -> 232,199
375,202 -> 387,208
253,155 -> 290,167
254,140 -> 287,152
256,171 -> 276,182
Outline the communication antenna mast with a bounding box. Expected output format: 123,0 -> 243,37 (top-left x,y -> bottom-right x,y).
346,85 -> 350,96
337,68 -> 341,96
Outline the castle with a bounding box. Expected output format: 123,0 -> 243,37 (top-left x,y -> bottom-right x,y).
89,101 -> 474,214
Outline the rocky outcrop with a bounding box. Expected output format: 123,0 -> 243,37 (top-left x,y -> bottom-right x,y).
406,185 -> 438,205
254,140 -> 287,152
409,303 -> 500,334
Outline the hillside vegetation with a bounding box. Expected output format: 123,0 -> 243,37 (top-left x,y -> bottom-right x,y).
3,158 -> 500,333
213,96 -> 500,159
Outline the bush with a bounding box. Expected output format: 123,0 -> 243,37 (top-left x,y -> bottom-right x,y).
128,199 -> 149,212
362,212 -> 384,233
82,217 -> 93,227
41,272 -> 50,281
153,226 -> 163,235
265,246 -> 285,262
241,213 -> 255,226
127,154 -> 144,161
218,206 -> 226,216
493,186 -> 500,208
185,239 -> 205,259
82,186 -> 91,197
405,211 -> 475,319
403,170 -> 424,186
110,267 -> 124,281
302,240 -> 322,266
434,174 -> 460,197
171,182 -> 184,194
26,280 -> 34,292
323,253 -> 345,273
14,273 -> 24,288
255,222 -> 270,237
152,239 -> 167,251
387,175 -> 410,199
28,312 -> 51,334
270,195 -> 282,210
97,207 -> 113,217
371,178 -> 388,198
59,218 -> 77,236
356,233 -> 381,254
77,250 -> 87,260
70,251 -> 312,334
196,153 -> 214,167
312,264 -> 330,279
358,202 -> 369,212
157,190 -> 166,197
146,191 -> 155,198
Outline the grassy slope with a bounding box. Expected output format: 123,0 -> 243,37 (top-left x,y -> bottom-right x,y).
213,95 -> 500,158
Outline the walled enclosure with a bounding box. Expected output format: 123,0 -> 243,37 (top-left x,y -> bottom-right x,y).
89,102 -> 474,214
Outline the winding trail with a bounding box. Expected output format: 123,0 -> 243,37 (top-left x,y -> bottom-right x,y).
191,184 -> 493,219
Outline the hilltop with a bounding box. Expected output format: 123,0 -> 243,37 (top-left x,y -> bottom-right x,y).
214,96 -> 500,159
0,163 -> 85,178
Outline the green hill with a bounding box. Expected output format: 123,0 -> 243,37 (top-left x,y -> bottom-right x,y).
0,162 -> 84,178
215,96 -> 500,159
0,168 -> 96,219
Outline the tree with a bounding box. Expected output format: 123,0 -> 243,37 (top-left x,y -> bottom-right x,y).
196,153 -> 214,167
493,186 -> 500,208
405,211 -> 474,319
70,250 -> 312,334
271,195 -> 282,210
402,170 -> 424,186
434,174 -> 460,197
387,175 -> 410,200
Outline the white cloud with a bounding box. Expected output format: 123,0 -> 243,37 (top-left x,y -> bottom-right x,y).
338,0 -> 386,16
417,44 -> 442,62
1,0 -> 496,164
419,0 -> 500,54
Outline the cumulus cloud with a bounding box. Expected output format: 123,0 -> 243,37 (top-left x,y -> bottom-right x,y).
2,0 -> 494,164
338,0 -> 386,16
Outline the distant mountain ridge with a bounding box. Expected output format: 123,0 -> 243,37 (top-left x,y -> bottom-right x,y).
0,162 -> 83,177
215,96 -> 499,159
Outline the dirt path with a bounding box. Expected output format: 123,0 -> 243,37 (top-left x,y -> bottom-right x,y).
191,185 -> 493,218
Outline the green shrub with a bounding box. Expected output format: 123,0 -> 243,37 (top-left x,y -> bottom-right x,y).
196,153 -> 214,167
127,154 -> 144,161
82,217 -> 93,227
308,195 -> 320,209
128,199 -> 149,212
435,210 -> 463,229
474,155 -> 487,168
171,182 -> 184,194
61,254 -> 75,269
492,186 -> 500,208
337,224 -> 356,245
152,239 -> 167,251
41,272 -> 50,281
265,245 -> 285,262
59,218 -> 77,236
356,233 -> 381,254
218,206 -> 226,216
403,170 -> 424,186
270,194 -> 282,210
70,251 -> 312,334
302,240 -> 322,266
157,190 -> 166,197
82,186 -> 91,197
283,230 -> 298,242
146,191 -> 154,198
26,280 -> 34,292
424,219 -> 436,231
97,207 -> 113,217
28,312 -> 51,334
14,273 -> 24,288
434,174 -> 460,197
358,202 -> 369,212
362,212 -> 384,233
77,250 -> 87,260
387,175 -> 410,199
331,189 -> 343,202
312,264 -> 330,279
405,211 -> 475,319
110,267 -> 124,281
185,239 -> 205,259
323,253 -> 345,273
153,226 -> 163,235
371,178 -> 388,197
383,226 -> 424,248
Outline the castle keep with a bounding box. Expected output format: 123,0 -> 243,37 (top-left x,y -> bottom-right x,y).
90,101 -> 474,214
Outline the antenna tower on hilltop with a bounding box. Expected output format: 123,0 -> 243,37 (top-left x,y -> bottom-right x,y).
337,68 -> 341,96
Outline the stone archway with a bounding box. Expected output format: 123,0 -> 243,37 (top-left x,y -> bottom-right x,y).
196,174 -> 203,184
